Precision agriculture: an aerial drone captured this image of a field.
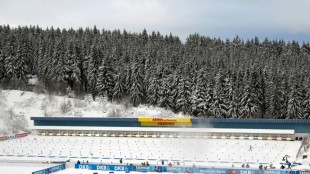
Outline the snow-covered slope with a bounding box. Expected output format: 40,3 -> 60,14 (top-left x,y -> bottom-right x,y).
0,135 -> 301,169
0,89 -> 189,134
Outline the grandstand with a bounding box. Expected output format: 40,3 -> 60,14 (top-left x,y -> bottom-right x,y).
31,117 -> 310,140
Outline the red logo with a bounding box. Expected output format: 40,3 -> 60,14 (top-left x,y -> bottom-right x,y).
152,118 -> 163,121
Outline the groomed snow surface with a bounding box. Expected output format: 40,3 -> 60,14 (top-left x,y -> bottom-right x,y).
0,135 -> 301,174
0,162 -> 58,174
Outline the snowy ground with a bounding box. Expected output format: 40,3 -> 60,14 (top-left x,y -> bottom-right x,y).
0,89 -> 188,135
0,135 -> 301,170
0,162 -> 58,174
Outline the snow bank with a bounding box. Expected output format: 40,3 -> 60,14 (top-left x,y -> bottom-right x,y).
0,89 -> 189,134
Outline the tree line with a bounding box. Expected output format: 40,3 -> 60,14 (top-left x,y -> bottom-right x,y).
0,25 -> 310,119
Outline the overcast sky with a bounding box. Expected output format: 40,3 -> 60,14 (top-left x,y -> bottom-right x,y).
1,0 -> 310,43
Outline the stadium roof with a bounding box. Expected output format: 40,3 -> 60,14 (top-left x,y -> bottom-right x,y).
31,117 -> 310,123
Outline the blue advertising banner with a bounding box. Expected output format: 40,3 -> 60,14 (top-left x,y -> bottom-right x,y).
48,164 -> 65,173
299,172 -> 310,174
76,164 -> 132,172
165,166 -> 189,173
194,168 -> 227,174
32,169 -> 46,174
75,164 -> 302,174
134,166 -> 155,172
32,164 -> 65,174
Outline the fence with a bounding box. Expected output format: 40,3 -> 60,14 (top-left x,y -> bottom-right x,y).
75,164 -> 308,174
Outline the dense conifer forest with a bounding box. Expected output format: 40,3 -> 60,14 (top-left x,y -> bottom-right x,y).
0,25 -> 310,119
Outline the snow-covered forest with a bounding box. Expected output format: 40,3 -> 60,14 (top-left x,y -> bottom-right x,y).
0,25 -> 310,119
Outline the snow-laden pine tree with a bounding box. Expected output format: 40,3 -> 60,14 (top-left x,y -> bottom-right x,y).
0,38 -> 5,83
64,41 -> 81,89
190,69 -> 208,116
169,71 -> 180,112
176,75 -> 191,114
159,75 -> 174,110
239,71 -> 259,118
226,75 -> 239,119
49,39 -> 65,82
86,44 -> 100,99
303,84 -> 310,119
96,56 -> 115,101
14,41 -> 28,86
209,71 -> 227,118
266,78 -> 283,119
113,73 -> 125,102
286,75 -> 302,119
4,33 -> 17,84
147,71 -> 161,106
130,62 -> 144,107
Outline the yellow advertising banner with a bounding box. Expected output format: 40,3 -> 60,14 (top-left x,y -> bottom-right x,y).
138,118 -> 192,127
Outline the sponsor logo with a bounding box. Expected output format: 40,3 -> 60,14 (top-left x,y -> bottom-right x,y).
136,166 -> 150,170
152,118 -> 163,121
79,165 -> 91,170
48,166 -> 60,173
167,167 -> 181,171
157,122 -> 176,126
114,166 -> 125,171
97,166 -> 107,170
33,171 -> 44,174
152,118 -> 177,122
263,171 -> 280,174
198,169 -> 226,173
241,170 -> 253,174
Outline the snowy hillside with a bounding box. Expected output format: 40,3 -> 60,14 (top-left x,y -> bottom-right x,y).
0,89 -> 189,135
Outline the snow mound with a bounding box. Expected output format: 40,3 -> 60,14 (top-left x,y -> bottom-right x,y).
0,89 -> 189,134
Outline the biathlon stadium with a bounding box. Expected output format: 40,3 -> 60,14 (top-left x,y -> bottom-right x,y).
1,117 -> 310,174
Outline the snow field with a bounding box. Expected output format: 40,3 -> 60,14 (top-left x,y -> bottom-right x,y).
0,135 -> 301,169
0,162 -> 58,174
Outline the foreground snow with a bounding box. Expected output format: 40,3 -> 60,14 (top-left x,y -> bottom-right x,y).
0,89 -> 188,135
0,135 -> 301,170
0,162 -> 57,174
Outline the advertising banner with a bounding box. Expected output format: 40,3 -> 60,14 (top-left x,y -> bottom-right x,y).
75,164 -> 302,174
138,118 -> 192,127
48,164 -> 65,173
194,168 -> 227,174
17,133 -> 27,138
298,172 -> 310,174
0,136 -> 7,141
32,164 -> 65,174
134,166 -> 155,172
165,166 -> 189,173
32,169 -> 46,174
76,164 -> 132,172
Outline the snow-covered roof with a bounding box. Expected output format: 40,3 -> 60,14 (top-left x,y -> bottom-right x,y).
33,126 -> 295,134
